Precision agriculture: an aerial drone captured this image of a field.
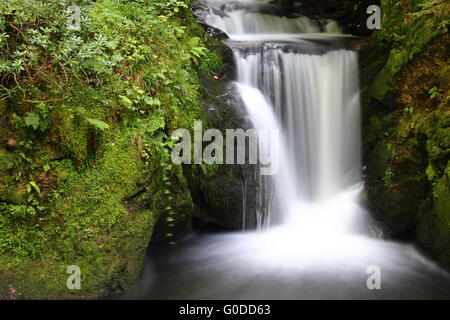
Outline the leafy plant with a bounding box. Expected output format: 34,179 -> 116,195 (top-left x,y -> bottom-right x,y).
383,167 -> 394,185
86,118 -> 109,130
23,103 -> 50,132
428,86 -> 439,100
188,37 -> 208,64
438,19 -> 449,32
403,106 -> 414,116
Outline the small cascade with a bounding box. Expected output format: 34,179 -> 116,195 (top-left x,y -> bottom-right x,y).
200,0 -> 361,228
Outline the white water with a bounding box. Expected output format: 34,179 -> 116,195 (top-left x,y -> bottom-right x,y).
228,1 -> 361,226
134,1 -> 450,299
236,83 -> 297,221
204,0 -> 341,38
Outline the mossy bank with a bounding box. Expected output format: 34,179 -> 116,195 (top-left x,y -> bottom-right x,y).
361,0 -> 449,268
0,0 -> 227,298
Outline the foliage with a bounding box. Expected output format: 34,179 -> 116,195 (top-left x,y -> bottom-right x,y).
0,0 -> 221,297
428,86 -> 439,100
408,0 -> 448,19
382,167 -> 394,185
0,203 -> 45,259
403,106 -> 414,117
369,0 -> 448,101
362,0 -> 450,267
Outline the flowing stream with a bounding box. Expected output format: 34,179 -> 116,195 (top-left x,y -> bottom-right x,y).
130,0 -> 450,299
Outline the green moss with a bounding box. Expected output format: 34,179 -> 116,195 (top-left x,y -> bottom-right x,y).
368,0 -> 446,101
0,148 -> 28,204
0,126 -> 196,297
370,49 -> 409,100
418,163 -> 450,267
0,0 -> 223,297
362,1 -> 449,266
425,164 -> 437,182
197,50 -> 223,77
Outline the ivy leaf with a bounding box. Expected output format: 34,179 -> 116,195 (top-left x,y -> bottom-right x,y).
86,118 -> 109,131
24,112 -> 40,130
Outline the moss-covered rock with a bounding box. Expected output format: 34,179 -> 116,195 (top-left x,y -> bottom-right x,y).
417,163 -> 450,268
361,0 -> 450,267
0,0 -> 225,298
365,0 -> 448,103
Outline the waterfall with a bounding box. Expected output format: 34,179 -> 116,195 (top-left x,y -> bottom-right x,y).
204,1 -> 341,36
204,0 -> 362,229
236,48 -> 362,201
135,1 -> 450,300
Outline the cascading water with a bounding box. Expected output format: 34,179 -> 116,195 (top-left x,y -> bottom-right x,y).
132,0 -> 450,299
218,0 -> 362,228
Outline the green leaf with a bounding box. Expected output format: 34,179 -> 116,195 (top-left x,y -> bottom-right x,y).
118,95 -> 133,108
29,181 -> 40,194
143,113 -> 165,135
75,107 -> 86,116
24,112 -> 40,130
144,96 -> 161,106
86,118 -> 109,130
43,164 -> 50,173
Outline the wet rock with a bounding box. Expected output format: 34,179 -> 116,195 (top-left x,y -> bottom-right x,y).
191,1 -> 229,40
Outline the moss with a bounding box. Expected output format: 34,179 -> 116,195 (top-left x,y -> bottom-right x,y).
0,0 -> 224,297
187,165 -> 245,229
366,136 -> 429,235
362,111 -> 398,154
418,163 -> 450,268
425,164 -> 438,182
362,0 -> 450,266
0,127 -> 196,297
370,49 -> 409,100
367,0 -> 447,102
0,148 -> 27,204
51,108 -> 90,166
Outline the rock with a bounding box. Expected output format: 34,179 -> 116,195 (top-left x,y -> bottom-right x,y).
361,1 -> 450,268
5,139 -> 17,150
191,1 -> 229,40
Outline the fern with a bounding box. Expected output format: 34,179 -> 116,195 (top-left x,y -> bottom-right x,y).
86,118 -> 109,130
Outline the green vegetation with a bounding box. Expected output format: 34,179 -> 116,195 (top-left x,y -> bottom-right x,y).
0,0 -> 225,298
428,86 -> 440,100
382,167 -> 394,185
368,0 -> 448,101
362,0 -> 450,267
